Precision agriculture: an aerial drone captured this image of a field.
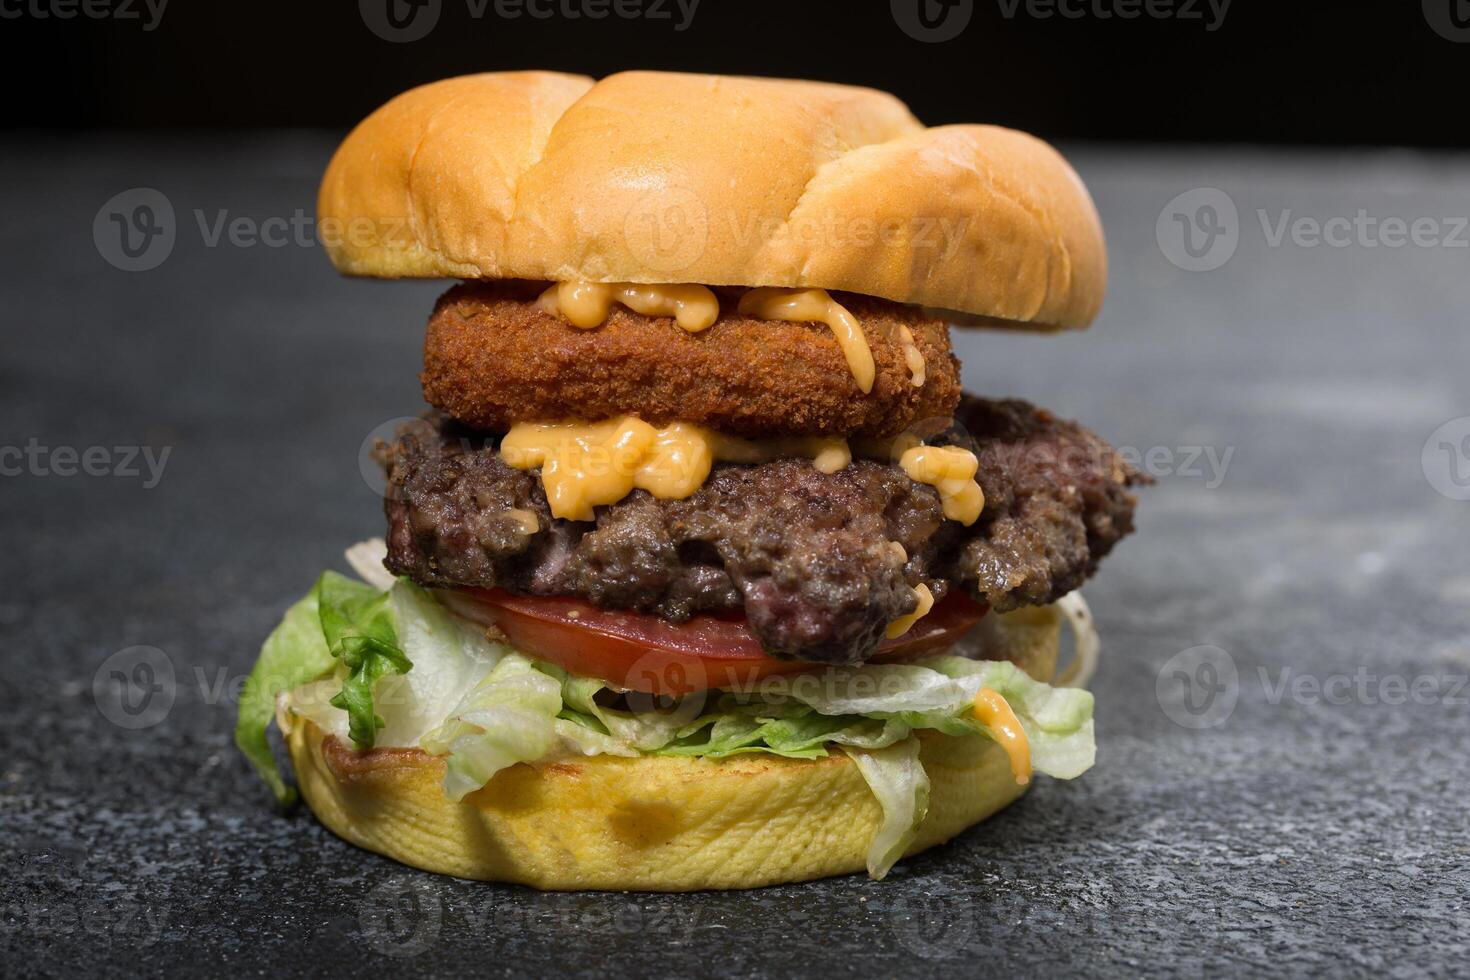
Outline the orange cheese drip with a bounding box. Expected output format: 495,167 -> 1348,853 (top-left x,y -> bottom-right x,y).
972,688 -> 1032,785
898,325 -> 926,387
537,281 -> 720,333
501,417 -> 852,521
737,287 -> 875,394
884,583 -> 934,639
899,445 -> 984,525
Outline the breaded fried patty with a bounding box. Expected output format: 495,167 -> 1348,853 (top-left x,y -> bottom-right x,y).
421,281 -> 962,438
378,396 -> 1146,664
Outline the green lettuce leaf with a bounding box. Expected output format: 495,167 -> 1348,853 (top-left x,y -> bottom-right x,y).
234,594 -> 337,806
917,656 -> 1096,778
420,653 -> 566,801
374,579 -> 501,746
730,655 -> 1097,779
559,675 -> 692,751
254,549 -> 1098,883
315,571 -> 412,749
651,699 -> 908,759
841,738 -> 931,880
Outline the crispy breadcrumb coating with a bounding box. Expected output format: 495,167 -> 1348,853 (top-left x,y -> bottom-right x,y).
420,281 -> 962,438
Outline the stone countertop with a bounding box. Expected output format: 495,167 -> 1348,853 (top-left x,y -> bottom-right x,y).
2,136 -> 1467,978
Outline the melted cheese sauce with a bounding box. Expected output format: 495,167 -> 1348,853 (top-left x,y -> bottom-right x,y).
897,325 -> 926,387
501,418 -> 983,529
505,508 -> 539,535
501,417 -> 853,521
536,282 -> 885,395
537,281 -> 720,333
515,281 -> 976,527
737,287 -> 875,394
900,445 -> 984,525
712,433 -> 851,474
972,688 -> 1032,785
884,583 -> 934,639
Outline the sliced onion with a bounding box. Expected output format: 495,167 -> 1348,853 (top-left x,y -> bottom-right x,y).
1055,591 -> 1100,689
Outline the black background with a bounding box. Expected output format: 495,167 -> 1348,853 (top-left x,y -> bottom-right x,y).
4,0 -> 1467,146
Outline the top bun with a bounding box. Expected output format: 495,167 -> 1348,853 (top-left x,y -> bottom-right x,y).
318,71 -> 1106,329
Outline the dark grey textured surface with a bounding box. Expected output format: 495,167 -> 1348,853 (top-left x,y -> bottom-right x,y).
2,135 -> 1468,978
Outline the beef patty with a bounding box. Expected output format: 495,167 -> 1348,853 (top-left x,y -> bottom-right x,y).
379,396 -> 1147,664
421,281 -> 962,439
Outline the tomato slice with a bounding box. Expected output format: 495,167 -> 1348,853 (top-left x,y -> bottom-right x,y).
440,587 -> 988,696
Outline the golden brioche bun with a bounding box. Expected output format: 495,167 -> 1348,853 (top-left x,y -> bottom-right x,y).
318,71 -> 1106,329
284,605 -> 1066,891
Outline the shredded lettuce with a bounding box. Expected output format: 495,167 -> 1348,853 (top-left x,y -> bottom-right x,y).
560,675 -> 692,751
421,654 -> 566,800
234,594 -> 337,806
841,739 -> 931,879
722,656 -> 1096,779
238,560 -> 502,802
919,656 -> 1096,778
242,546 -> 1099,878
373,580 -> 501,746
315,571 -> 412,748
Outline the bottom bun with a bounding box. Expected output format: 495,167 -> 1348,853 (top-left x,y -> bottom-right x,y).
286,605 -> 1064,891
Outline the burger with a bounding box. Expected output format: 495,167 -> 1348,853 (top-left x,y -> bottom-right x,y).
234,70 -> 1145,890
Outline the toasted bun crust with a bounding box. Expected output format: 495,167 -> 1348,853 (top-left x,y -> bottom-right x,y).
286,605 -> 1066,891
318,71 -> 1106,329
